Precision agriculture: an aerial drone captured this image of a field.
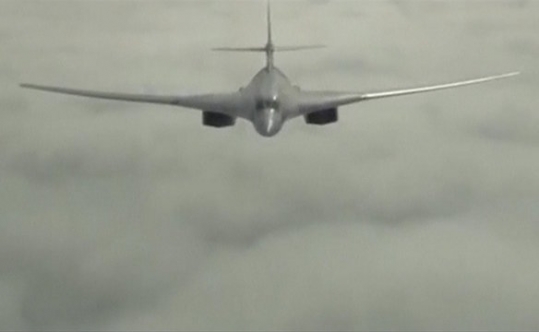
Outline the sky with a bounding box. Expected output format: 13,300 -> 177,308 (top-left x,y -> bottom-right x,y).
1,0 -> 538,330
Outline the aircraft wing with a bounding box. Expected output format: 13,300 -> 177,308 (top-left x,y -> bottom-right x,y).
20,83 -> 242,117
297,72 -> 519,115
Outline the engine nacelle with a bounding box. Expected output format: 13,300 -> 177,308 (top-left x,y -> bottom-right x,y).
304,108 -> 338,125
203,112 -> 236,128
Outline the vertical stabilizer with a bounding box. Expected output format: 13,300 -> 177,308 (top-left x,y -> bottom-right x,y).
212,0 -> 325,67
267,0 -> 273,46
265,0 -> 275,68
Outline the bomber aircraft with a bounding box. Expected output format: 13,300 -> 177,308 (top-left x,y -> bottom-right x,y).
21,2 -> 519,137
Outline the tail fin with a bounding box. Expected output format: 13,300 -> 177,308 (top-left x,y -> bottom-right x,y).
212,1 -> 325,68
266,0 -> 273,48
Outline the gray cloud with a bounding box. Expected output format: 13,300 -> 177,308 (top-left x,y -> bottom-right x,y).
1,0 -> 537,330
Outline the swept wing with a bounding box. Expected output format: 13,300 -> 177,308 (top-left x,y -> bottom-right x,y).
20,83 -> 243,117
298,72 -> 519,115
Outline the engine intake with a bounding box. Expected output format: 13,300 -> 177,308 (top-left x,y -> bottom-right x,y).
203,112 -> 236,128
304,108 -> 338,125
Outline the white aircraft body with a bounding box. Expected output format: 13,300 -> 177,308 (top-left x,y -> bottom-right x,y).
21,2 -> 519,137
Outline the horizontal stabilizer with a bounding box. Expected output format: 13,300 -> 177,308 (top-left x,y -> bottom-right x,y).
212,47 -> 266,52
212,45 -> 325,53
275,45 -> 326,51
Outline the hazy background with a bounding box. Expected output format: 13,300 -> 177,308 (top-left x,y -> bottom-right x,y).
1,0 -> 538,330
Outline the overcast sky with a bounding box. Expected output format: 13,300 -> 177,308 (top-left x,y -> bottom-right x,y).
1,0 -> 538,330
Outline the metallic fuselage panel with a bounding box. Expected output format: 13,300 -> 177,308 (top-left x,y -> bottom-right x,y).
241,67 -> 299,136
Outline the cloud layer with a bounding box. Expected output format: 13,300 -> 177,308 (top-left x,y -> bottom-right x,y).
1,1 -> 538,330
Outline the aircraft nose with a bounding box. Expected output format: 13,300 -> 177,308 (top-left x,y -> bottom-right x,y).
264,109 -> 279,133
255,108 -> 283,137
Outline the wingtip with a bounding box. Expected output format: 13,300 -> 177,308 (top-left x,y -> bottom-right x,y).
504,71 -> 521,77
20,83 -> 41,89
487,71 -> 520,81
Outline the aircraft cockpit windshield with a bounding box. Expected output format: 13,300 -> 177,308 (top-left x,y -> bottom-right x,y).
256,98 -> 280,110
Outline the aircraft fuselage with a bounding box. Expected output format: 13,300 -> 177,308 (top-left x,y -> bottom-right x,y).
243,67 -> 298,137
